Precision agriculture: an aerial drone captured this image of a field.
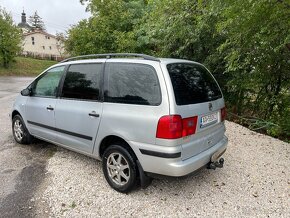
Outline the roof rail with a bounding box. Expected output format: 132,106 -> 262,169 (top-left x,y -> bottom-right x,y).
60,53 -> 160,63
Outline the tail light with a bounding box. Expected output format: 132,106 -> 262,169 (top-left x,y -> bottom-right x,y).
156,115 -> 198,139
182,116 -> 198,137
156,115 -> 182,139
221,107 -> 226,122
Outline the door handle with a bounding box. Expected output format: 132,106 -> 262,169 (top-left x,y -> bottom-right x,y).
89,111 -> 99,118
46,106 -> 54,111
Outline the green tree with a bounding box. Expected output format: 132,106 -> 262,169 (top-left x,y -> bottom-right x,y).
216,0 -> 290,137
135,0 -> 228,91
65,0 -> 290,139
28,11 -> 46,31
66,0 -> 146,55
0,8 -> 22,68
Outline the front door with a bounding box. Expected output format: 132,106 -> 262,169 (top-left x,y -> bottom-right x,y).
25,66 -> 65,141
54,63 -> 103,154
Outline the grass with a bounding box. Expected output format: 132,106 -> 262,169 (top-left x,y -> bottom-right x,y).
46,146 -> 58,158
70,201 -> 77,209
0,56 -> 57,76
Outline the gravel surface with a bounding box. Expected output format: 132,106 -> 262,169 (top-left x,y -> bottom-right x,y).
0,77 -> 53,217
40,121 -> 290,217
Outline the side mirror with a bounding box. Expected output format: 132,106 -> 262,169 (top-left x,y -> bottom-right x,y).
21,88 -> 31,96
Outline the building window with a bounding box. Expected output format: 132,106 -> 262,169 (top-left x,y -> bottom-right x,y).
48,36 -> 50,39
32,42 -> 35,45
31,37 -> 34,40
49,46 -> 52,50
43,46 -> 45,50
31,37 -> 35,45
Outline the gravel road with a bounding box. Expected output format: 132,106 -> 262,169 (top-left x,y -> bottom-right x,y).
0,76 -> 289,217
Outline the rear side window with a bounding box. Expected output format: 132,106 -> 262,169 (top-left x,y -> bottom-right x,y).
104,63 -> 161,105
167,63 -> 222,105
61,64 -> 102,101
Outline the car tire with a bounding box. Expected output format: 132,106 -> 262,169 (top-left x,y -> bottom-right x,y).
102,144 -> 138,193
12,115 -> 32,144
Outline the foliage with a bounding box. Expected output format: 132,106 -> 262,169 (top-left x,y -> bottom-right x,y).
55,33 -> 67,57
65,0 -> 290,140
215,0 -> 290,139
0,8 -> 22,68
0,56 -> 57,76
135,0 -> 228,88
28,11 -> 46,31
66,0 -> 146,55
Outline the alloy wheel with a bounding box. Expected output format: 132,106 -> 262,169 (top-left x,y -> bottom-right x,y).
14,119 -> 24,141
106,152 -> 130,186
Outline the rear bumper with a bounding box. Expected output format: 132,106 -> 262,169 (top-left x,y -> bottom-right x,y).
131,136 -> 228,177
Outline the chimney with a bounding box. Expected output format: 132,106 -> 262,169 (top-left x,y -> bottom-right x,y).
21,10 -> 26,23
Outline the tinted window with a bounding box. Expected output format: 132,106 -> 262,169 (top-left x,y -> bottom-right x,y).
32,66 -> 64,97
167,63 -> 222,105
104,63 -> 161,105
61,64 -> 102,101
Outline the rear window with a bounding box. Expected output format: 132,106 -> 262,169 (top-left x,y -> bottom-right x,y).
167,63 -> 222,105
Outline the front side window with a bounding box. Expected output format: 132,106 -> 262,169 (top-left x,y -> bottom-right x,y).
61,64 -> 102,101
32,66 -> 65,97
167,63 -> 222,105
104,63 -> 161,106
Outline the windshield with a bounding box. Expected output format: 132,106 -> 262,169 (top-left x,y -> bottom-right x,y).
167,63 -> 222,105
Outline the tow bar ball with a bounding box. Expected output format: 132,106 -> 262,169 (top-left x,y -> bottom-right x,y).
208,158 -> 224,170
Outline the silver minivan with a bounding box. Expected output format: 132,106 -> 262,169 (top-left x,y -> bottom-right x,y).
11,53 -> 227,193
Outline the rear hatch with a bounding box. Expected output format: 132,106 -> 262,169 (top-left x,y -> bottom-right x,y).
166,62 -> 226,160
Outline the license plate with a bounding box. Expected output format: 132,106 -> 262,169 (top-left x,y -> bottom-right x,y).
200,112 -> 218,128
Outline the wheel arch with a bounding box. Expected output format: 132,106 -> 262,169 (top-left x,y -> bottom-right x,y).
99,135 -> 138,160
11,110 -> 21,120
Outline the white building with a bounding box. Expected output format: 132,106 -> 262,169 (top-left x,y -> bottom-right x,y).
17,11 -> 65,60
22,31 -> 63,57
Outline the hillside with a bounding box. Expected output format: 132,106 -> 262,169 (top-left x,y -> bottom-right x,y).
0,57 -> 57,76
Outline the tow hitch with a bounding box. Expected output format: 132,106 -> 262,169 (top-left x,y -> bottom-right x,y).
208,158 -> 224,170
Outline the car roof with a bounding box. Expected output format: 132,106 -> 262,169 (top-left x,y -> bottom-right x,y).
54,57 -> 201,68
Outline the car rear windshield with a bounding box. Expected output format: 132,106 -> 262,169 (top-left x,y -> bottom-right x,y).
167,63 -> 222,105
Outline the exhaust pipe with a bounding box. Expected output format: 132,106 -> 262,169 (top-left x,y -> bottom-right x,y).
208,158 -> 224,170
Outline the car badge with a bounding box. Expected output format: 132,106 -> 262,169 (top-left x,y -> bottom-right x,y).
209,103 -> 213,111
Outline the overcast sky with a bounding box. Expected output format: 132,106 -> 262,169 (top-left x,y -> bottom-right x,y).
0,0 -> 91,34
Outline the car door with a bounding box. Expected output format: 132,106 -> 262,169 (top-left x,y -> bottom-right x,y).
54,63 -> 103,154
25,66 -> 65,142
